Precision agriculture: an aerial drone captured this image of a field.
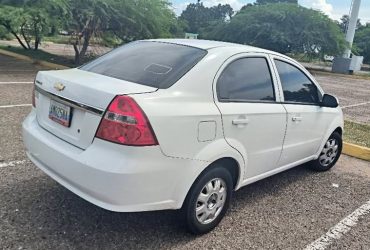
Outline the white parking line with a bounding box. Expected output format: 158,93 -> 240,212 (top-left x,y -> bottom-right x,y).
0,104 -> 32,109
304,200 -> 370,250
0,160 -> 27,169
0,81 -> 33,84
0,70 -> 36,72
342,101 -> 370,109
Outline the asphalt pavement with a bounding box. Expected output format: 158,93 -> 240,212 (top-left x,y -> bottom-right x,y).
0,54 -> 369,249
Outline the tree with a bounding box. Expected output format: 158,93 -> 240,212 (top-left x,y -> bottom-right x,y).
0,0 -> 68,50
354,24 -> 370,63
65,0 -> 114,64
0,6 -> 28,49
240,3 -> 253,11
208,3 -> 347,59
109,0 -> 178,42
255,0 -> 298,4
179,1 -> 233,34
339,14 -> 362,34
65,0 -> 178,64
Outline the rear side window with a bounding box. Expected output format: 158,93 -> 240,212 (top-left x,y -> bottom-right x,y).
80,41 -> 207,89
274,60 -> 320,104
217,57 -> 275,102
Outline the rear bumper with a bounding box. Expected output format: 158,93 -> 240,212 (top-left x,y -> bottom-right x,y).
22,110 -> 198,212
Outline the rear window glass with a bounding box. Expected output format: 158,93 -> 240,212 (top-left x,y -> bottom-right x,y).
80,41 -> 207,89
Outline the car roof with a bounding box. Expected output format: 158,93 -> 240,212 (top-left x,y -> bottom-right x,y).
146,38 -> 275,54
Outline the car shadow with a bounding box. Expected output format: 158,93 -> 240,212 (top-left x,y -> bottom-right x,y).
3,164 -> 316,248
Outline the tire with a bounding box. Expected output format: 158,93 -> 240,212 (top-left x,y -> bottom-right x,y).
309,131 -> 342,171
181,165 -> 233,235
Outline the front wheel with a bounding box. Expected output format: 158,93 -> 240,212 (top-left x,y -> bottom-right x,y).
181,166 -> 233,235
309,131 -> 342,171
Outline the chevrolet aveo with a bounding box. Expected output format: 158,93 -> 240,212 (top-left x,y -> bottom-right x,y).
23,39 -> 343,234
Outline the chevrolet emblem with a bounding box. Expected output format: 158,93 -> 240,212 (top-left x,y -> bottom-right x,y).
54,83 -> 65,91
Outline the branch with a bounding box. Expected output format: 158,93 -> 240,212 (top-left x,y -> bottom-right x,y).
0,21 -> 28,50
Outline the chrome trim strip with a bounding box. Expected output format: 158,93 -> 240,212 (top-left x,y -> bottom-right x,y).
35,85 -> 104,116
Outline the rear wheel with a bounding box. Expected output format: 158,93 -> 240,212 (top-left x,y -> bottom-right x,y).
181,165 -> 233,235
310,132 -> 342,171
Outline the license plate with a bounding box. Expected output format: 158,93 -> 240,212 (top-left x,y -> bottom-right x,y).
49,100 -> 72,127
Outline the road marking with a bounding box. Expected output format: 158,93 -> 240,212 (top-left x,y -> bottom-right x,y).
342,101 -> 370,109
0,81 -> 33,84
304,200 -> 370,250
0,70 -> 36,72
0,104 -> 32,109
0,160 -> 27,168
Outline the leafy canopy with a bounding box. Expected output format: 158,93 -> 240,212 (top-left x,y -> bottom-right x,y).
354,24 -> 370,63
255,0 -> 297,4
0,0 -> 68,49
179,1 -> 233,34
207,3 -> 347,58
0,0 -> 180,63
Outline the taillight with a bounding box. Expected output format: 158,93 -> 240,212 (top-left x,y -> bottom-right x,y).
96,95 -> 158,146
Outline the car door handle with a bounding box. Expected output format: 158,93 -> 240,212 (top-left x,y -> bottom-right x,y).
292,116 -> 302,122
232,118 -> 249,125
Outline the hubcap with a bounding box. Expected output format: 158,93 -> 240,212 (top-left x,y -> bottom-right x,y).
319,138 -> 339,167
195,178 -> 227,225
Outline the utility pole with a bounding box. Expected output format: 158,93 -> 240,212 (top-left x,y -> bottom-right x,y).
343,0 -> 362,58
332,0 -> 363,74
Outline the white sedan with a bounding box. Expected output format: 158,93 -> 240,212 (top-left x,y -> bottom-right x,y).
23,39 -> 343,234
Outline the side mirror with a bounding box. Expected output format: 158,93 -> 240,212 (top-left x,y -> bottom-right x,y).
321,94 -> 339,108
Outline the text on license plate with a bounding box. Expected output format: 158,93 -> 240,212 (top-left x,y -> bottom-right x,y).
49,100 -> 72,127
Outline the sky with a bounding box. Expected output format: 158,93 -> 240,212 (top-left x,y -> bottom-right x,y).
171,0 -> 370,24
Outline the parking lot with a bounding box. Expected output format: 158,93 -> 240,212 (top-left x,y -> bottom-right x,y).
0,54 -> 369,249
312,72 -> 370,124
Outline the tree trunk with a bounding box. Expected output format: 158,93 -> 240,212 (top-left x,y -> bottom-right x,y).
34,37 -> 40,50
33,22 -> 40,50
11,31 -> 29,50
73,43 -> 80,65
79,30 -> 91,60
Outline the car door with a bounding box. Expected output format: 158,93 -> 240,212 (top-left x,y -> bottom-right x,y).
214,54 -> 287,179
271,56 -> 330,166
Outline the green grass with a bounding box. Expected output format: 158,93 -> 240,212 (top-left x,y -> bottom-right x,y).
0,45 -> 75,67
43,35 -> 71,44
344,120 -> 370,148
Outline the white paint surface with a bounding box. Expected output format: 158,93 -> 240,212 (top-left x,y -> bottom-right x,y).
0,160 -> 27,168
0,104 -> 32,109
304,200 -> 370,250
342,101 -> 370,109
0,81 -> 33,84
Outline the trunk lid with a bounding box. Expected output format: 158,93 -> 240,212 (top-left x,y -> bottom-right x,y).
34,68 -> 157,149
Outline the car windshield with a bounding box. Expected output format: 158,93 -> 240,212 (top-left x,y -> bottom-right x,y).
80,41 -> 207,89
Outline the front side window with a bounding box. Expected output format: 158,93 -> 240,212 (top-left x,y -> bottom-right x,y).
274,60 -> 320,104
217,57 -> 275,102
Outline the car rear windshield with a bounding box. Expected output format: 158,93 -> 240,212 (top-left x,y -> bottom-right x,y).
80,41 -> 207,89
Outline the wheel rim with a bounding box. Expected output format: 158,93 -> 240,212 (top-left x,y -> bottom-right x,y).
195,178 -> 227,225
319,138 -> 339,167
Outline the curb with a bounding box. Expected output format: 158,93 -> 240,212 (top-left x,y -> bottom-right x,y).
0,48 -> 70,70
343,142 -> 370,161
307,67 -> 370,80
